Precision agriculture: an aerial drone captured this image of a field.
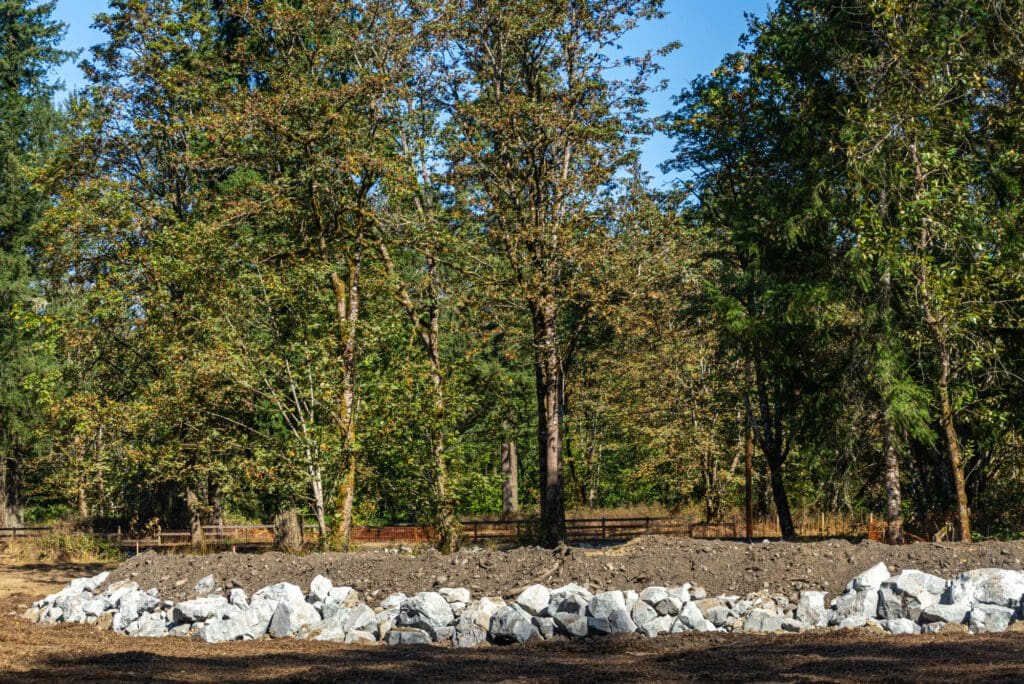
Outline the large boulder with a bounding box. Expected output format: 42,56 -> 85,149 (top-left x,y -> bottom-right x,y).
831,589 -> 879,624
308,575 -> 333,603
268,599 -> 321,638
253,582 -> 306,608
742,609 -> 783,633
172,596 -> 230,624
552,611 -> 589,638
386,627 -> 432,645
969,604 -> 1016,633
947,569 -> 1024,610
489,605 -> 540,644
795,591 -> 827,627
516,584 -> 551,616
398,592 -> 455,640
919,600 -> 970,625
587,591 -> 637,635
674,602 -> 713,632
878,570 -> 945,621
847,563 -> 891,592
69,571 -> 110,593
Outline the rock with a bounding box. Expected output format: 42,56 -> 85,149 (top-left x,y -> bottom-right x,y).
327,586 -> 359,608
253,582 -> 306,608
781,618 -> 806,633
39,605 -> 63,623
675,602 -> 712,631
923,621 -> 970,635
344,630 -> 377,645
489,606 -> 540,644
837,615 -> 869,629
69,571 -> 110,592
229,588 -> 248,608
969,604 -> 1016,633
587,591 -> 636,635
344,604 -> 377,634
386,627 -> 433,645
268,599 -> 322,638
919,601 -> 970,625
831,589 -> 879,623
533,616 -> 556,639
553,593 -> 589,616
453,613 -> 488,648
796,591 -> 828,627
194,575 -> 216,595
516,584 -> 551,616
312,608 -> 351,641
706,606 -> 733,628
308,575 -> 333,603
743,609 -> 783,633
848,562 -> 890,592
879,571 -> 944,621
105,580 -> 140,606
948,569 -> 1024,609
398,592 -> 455,640
550,583 -> 592,602
125,612 -> 169,638
655,596 -> 683,616
380,592 -> 407,610
553,611 -> 589,638
639,587 -> 669,607
630,600 -> 658,633
640,615 -> 675,637
472,597 -> 505,632
881,618 -> 920,635
440,588 -> 471,605
668,586 -> 691,603
173,596 -> 230,623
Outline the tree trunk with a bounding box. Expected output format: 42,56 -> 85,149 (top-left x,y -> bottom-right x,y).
274,507 -> 303,554
501,440 -> 518,519
0,456 -> 23,528
531,298 -> 566,547
330,245 -> 361,550
766,454 -> 796,538
309,459 -> 327,543
186,488 -> 205,551
744,421 -> 753,543
209,479 -> 224,529
937,346 -> 971,542
882,418 -> 904,544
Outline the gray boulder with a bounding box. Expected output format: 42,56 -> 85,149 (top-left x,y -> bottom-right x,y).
553,611 -> 589,638
489,606 -> 540,644
533,616 -> 556,639
440,587 -> 471,605
69,571 -> 110,592
675,602 -> 713,632
587,591 -> 636,635
831,589 -> 879,624
229,588 -> 248,608
796,591 -> 828,627
630,600 -> 658,633
919,600 -> 970,625
125,611 -> 169,638
308,575 -> 333,603
639,587 -> 669,607
386,627 -> 433,645
969,604 -> 1015,633
881,618 -> 920,635
344,630 -> 377,645
398,592 -> 455,640
268,599 -> 321,638
173,596 -> 230,623
743,609 -> 783,633
453,613 -> 488,648
194,575 -> 216,595
847,562 -> 890,592
253,582 -> 306,608
515,584 -> 551,616
948,569 -> 1024,609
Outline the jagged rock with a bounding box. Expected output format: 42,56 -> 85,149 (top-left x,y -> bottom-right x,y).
106,580 -> 140,606
848,563 -> 891,592
550,583 -> 593,602
194,575 -> 216,595
327,586 -> 360,608
948,569 -> 1024,609
640,615 -> 675,637
440,588 -> 471,605
743,609 -> 783,633
919,600 -> 970,625
655,596 -> 683,616
453,613 -> 487,648
587,591 -> 636,635
173,596 -> 230,623
795,591 -> 827,627
639,587 -> 669,607
553,611 -> 589,638
380,592 -> 407,610
705,605 -> 733,628
399,592 -> 455,640
309,575 -> 333,603
253,582 -> 306,608
386,627 -> 432,645
837,615 -> 869,629
781,618 -> 806,633
552,593 -> 589,616
345,630 -> 377,645
125,611 -> 169,638
516,584 -> 551,616
881,618 -> 920,635
311,608 -> 350,641
69,571 -> 110,592
878,570 -> 944,621
489,606 -> 540,644
675,601 -> 713,632
268,599 -> 321,638
969,604 -> 1016,633
668,586 -> 692,603
631,599 -> 658,633
229,588 -> 248,608
533,616 -> 556,639
831,589 -> 879,624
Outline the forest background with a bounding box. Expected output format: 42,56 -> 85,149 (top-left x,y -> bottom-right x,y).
2,0 -> 1022,550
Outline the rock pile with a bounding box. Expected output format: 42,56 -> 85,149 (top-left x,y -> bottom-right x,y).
25,563 -> 1024,645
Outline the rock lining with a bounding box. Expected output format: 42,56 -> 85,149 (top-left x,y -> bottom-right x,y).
25,562 -> 1024,645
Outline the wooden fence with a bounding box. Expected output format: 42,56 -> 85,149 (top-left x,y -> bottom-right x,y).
1,513 -> 875,553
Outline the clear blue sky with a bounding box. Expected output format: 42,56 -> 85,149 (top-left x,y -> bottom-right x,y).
50,0 -> 777,184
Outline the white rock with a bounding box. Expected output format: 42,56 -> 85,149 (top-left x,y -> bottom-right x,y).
398,592 -> 454,640
268,599 -> 321,638
516,584 -> 551,616
848,563 -> 890,592
308,575 -> 333,603
173,596 -> 230,623
440,587 -> 471,604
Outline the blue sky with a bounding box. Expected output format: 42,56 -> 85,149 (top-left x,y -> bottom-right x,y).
50,1 -> 776,183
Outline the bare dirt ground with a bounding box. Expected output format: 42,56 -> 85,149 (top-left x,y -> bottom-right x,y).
4,538 -> 1024,682
107,535 -> 1024,602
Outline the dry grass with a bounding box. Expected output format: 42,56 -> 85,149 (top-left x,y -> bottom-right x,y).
1,526 -> 123,564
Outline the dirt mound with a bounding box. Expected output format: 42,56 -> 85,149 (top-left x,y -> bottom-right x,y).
104,536 -> 1024,603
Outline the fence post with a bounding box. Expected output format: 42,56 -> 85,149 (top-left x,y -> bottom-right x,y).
602,518 -> 607,540
473,521 -> 479,544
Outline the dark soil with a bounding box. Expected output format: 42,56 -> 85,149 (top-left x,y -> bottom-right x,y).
6,549 -> 1024,682
105,536 -> 1024,603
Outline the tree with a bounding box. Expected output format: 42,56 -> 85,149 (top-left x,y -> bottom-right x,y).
446,0 -> 669,546
0,0 -> 68,526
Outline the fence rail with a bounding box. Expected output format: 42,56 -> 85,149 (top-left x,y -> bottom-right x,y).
0,513 -> 877,552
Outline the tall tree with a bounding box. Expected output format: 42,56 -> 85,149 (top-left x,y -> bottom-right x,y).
0,0 -> 67,526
